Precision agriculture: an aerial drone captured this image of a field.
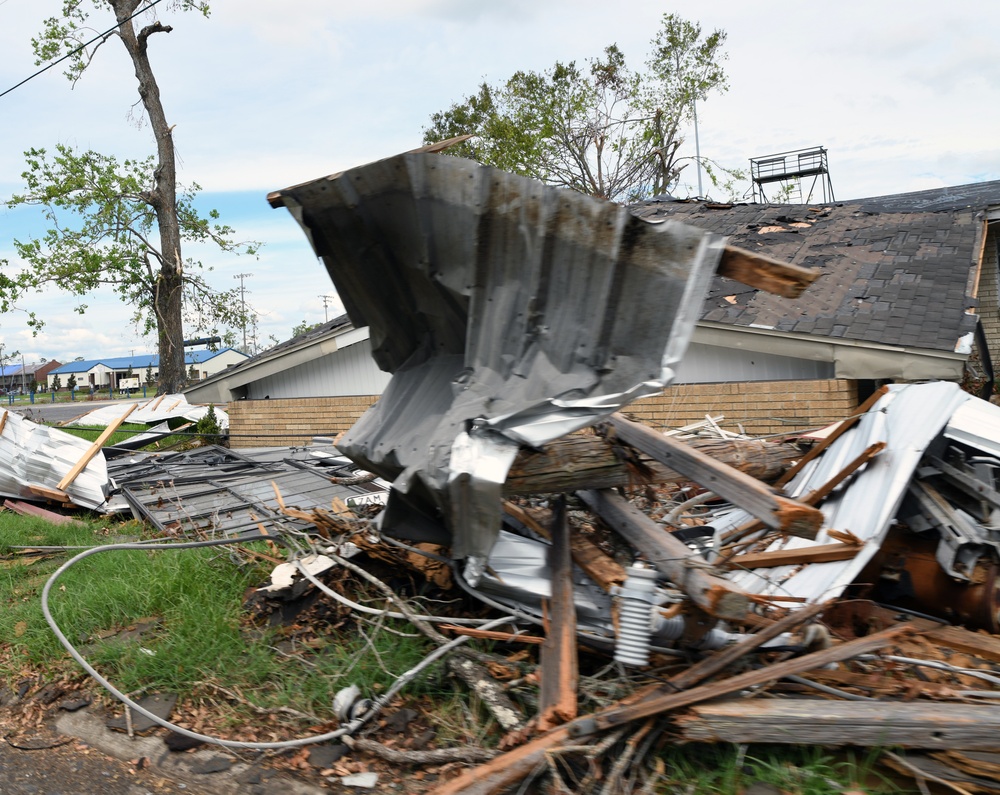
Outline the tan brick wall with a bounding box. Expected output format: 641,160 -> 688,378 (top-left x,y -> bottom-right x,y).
626,379 -> 859,437
228,379 -> 858,447
979,226 -> 1000,366
228,396 -> 379,448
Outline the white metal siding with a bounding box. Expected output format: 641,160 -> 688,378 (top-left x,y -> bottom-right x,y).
674,342 -> 834,384
245,338 -> 391,399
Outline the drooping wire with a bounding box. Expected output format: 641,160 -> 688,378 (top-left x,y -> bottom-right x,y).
1,0 -> 168,100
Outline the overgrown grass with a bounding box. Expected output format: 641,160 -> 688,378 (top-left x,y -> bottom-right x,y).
0,512 -> 439,722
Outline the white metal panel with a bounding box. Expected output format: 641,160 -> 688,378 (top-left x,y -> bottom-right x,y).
673,342 -> 834,383
245,338 -> 391,399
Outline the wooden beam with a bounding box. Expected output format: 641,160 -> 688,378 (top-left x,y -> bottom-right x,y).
537,498 -> 578,732
774,385 -> 890,489
717,245 -> 820,298
722,542 -> 860,570
26,484 -> 71,503
503,500 -> 625,592
57,403 -> 137,491
430,624 -> 910,795
607,414 -> 823,538
676,699 -> 1000,750
577,488 -> 750,620
0,409 -> 7,437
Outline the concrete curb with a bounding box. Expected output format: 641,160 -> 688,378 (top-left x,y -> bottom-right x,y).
56,710 -> 327,795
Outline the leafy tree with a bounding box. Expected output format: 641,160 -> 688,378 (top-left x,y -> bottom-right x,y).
424,14 -> 734,203
52,374 -> 62,391
187,363 -> 197,382
67,373 -> 77,391
194,404 -> 223,445
145,364 -> 155,386
4,1 -> 258,394
291,320 -> 323,338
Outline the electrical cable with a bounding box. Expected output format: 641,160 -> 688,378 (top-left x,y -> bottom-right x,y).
41,534 -> 512,749
1,0 -> 169,100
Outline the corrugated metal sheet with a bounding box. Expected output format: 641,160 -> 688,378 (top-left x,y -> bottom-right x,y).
0,409 -> 109,509
107,445 -> 386,537
720,381 -> 973,601
270,153 -> 726,574
67,394 -> 228,429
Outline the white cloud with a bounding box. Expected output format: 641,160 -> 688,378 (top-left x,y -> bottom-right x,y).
3,0 -> 1000,366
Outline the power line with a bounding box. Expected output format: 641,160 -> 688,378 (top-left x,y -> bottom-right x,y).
0,0 -> 168,101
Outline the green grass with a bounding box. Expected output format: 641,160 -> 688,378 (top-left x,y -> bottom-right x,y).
0,512 -> 438,721
59,422 -> 196,450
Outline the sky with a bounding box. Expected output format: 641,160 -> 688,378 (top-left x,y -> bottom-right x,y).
1,0 -> 999,367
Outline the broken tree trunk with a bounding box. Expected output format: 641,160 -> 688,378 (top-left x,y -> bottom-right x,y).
578,488 -> 751,620
503,434 -> 800,495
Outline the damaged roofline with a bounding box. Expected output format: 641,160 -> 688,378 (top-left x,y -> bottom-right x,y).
693,321 -> 967,381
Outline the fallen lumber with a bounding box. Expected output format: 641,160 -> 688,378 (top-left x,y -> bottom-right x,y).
57,402 -> 136,491
577,488 -> 751,620
605,413 -> 823,538
431,623 -> 910,795
537,498 -> 578,731
2,499 -> 83,526
503,433 -> 799,495
675,700 -> 1000,751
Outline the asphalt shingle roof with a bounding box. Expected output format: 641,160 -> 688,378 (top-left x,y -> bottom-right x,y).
631,180 -> 1000,353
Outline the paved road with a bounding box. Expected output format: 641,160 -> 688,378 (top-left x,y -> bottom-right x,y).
0,735 -> 208,795
6,398 -> 145,426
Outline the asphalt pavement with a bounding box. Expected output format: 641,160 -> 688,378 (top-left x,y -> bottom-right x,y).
5,398 -> 146,426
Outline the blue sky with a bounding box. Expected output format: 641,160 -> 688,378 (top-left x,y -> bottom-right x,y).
2,0 -> 999,366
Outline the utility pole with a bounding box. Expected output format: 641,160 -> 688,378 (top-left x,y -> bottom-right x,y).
21,352 -> 26,394
319,294 -> 333,323
234,272 -> 252,352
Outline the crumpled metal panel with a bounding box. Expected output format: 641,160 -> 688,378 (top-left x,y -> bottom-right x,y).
67,394 -> 229,429
107,445 -> 387,537
0,409 -> 109,510
720,381 -> 972,602
270,153 -> 725,572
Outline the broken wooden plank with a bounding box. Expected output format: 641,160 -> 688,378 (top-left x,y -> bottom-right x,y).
774,384 -> 890,489
605,413 -> 823,538
675,700 -> 1000,750
26,484 -> 71,503
503,500 -> 625,592
2,499 -> 83,526
577,488 -> 750,620
717,245 -> 820,299
720,440 -> 887,550
57,403 -> 137,491
0,409 -> 7,437
431,624 -> 910,795
722,542 -> 861,570
438,625 -> 544,644
538,498 -> 578,732
504,434 -> 799,495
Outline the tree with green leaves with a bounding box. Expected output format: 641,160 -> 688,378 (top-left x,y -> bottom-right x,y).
291,319 -> 323,338
3,1 -> 258,394
424,14 -> 734,203
67,373 -> 77,392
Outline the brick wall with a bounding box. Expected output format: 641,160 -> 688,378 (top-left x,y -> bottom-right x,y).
626,379 -> 859,437
228,379 -> 859,447
978,226 -> 1000,366
228,396 -> 379,448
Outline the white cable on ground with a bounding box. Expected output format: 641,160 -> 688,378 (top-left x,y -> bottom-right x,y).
42,535 -> 514,750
